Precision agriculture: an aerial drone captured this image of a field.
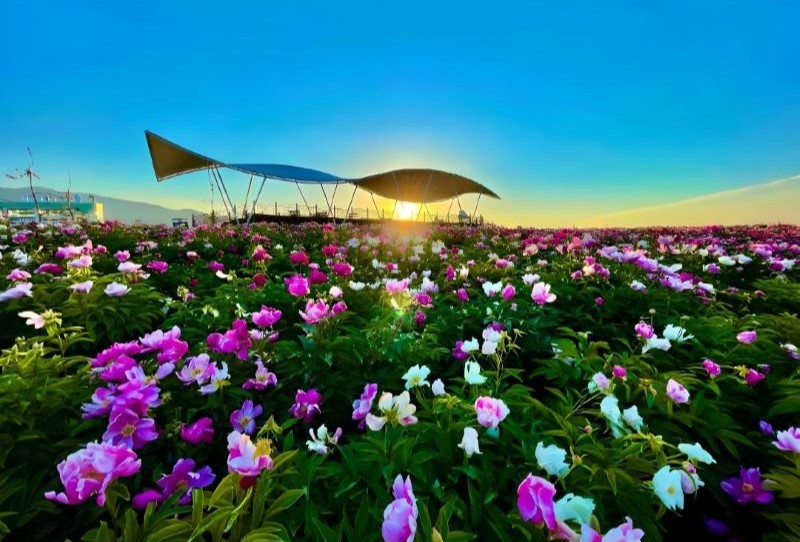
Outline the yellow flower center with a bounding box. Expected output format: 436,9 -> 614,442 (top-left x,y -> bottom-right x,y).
121,424 -> 136,437
742,483 -> 754,493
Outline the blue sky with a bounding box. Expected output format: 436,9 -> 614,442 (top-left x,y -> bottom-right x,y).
0,1 -> 798,225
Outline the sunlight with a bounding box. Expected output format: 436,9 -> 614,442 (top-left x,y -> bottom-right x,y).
395,201 -> 419,220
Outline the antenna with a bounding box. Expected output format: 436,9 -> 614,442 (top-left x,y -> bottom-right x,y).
5,148 -> 42,222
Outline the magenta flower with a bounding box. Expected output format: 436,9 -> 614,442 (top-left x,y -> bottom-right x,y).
207,260 -> 225,272
703,359 -> 721,378
146,260 -> 169,273
290,388 -> 322,422
720,467 -> 774,504
308,268 -> 328,284
745,369 -> 766,386
180,417 -> 214,445
602,517 -> 645,542
177,354 -> 216,386
35,262 -> 63,275
474,396 -> 510,429
230,399 -> 263,434
45,442 -> 141,505
773,427 -> 800,453
457,288 -> 469,302
666,378 -> 690,404
289,251 -> 310,265
737,330 -> 757,344
6,268 -> 31,281
382,475 -> 418,542
612,365 -> 627,379
285,274 -> 310,297
516,474 -> 557,530
242,359 -> 278,390
352,383 -> 378,427
207,319 -> 252,360
634,322 -> 655,339
82,387 -> 117,419
300,299 -> 330,324
103,408 -> 159,449
252,305 -> 282,328
501,284 -> 516,301
331,262 -> 354,277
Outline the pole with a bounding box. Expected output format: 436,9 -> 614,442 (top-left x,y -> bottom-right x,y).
345,185 -> 358,220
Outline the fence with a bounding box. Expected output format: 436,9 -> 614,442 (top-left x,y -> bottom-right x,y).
192,201 -> 484,226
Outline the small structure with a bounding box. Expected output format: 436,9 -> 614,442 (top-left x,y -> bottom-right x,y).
0,197 -> 103,224
144,131 -> 499,224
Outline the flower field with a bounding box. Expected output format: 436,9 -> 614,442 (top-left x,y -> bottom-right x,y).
1,220 -> 800,542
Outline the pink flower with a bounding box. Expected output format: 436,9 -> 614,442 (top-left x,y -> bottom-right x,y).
146,260 -> 169,273
69,280 -> 94,294
289,251 -> 310,265
35,263 -> 63,275
595,296 -> 604,305
103,408 -> 159,449
745,369 -> 765,386
531,282 -> 556,305
252,305 -> 282,328
457,288 -> 469,302
352,383 -> 378,426
382,475 -> 418,542
773,427 -> 800,453
501,284 -> 516,301
226,431 -> 273,478
6,268 -> 31,281
104,282 -> 130,297
242,359 -> 278,390
703,359 -> 721,378
737,330 -> 757,344
386,279 -> 409,295
114,250 -> 131,262
18,311 -> 45,329
516,474 -> 557,530
180,417 -> 214,445
331,262 -> 354,277
602,517 -> 645,542
68,255 -> 93,269
308,268 -> 328,284
474,396 -> 510,429
44,442 -> 141,505
612,365 -> 627,379
285,275 -> 310,297
300,299 -> 330,324
666,378 -> 690,404
634,322 -> 654,339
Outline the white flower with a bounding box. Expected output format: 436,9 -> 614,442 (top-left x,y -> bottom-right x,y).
458,427 -> 481,457
402,365 -> 431,390
535,442 -> 569,477
18,311 -> 45,329
697,282 -> 715,294
216,270 -> 232,281
600,395 -> 625,437
306,425 -> 342,455
464,360 -> 487,385
718,255 -> 737,266
481,340 -> 498,356
630,280 -> 647,292
554,494 -> 595,525
104,282 -> 130,297
431,378 -> 446,396
348,281 -> 365,291
663,325 -> 693,342
678,442 -> 716,464
482,281 -> 503,297
461,338 -> 480,353
642,337 -> 672,354
522,273 -> 540,286
365,391 -> 417,431
329,286 -> 343,298
622,405 -> 644,431
652,466 -> 685,510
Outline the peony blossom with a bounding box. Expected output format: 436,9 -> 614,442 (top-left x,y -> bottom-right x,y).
284,275 -> 310,297
299,299 -> 330,324
290,388 -> 323,422
45,442 -> 141,505
634,322 -> 654,339
474,396 -> 510,429
464,360 -> 487,385
703,359 -> 721,378
180,417 -> 214,445
516,474 -> 557,530
252,305 -> 282,328
458,427 -> 481,457
663,325 -> 693,342
366,391 -> 418,431
666,378 -> 690,404
720,467 -> 774,504
431,378 -> 446,396
401,365 -> 430,390
226,431 -> 273,478
306,424 -> 342,455
535,442 -> 569,477
737,330 -> 757,344
18,310 -> 45,329
382,475 -> 418,542
678,442 -> 716,464
230,399 -> 263,434
773,427 -> 800,453
104,282 -> 130,297
531,282 -> 556,305
103,408 -> 159,450
652,466 -> 684,510
0,282 -> 33,302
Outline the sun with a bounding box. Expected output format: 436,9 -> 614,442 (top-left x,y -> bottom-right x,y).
395,201 -> 419,220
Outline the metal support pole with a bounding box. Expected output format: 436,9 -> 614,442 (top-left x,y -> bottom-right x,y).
211,168 -> 232,222
369,192 -> 381,220
345,185 -> 358,219
295,182 -> 312,215
320,183 -> 332,214
471,193 -> 483,224
391,199 -> 399,219
248,176 -> 267,224
214,167 -> 238,224
242,174 -> 253,221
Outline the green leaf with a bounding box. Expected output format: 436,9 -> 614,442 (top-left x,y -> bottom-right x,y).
264,488 -> 305,520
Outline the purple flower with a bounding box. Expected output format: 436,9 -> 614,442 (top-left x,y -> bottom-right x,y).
157,458 -> 215,504
737,330 -> 757,344
352,383 -> 378,427
702,359 -> 721,378
230,400 -> 263,434
103,409 -> 159,450
290,388 -> 322,423
634,322 -> 654,339
242,359 -> 278,390
666,378 -> 690,404
300,299 -> 330,324
759,420 -> 774,435
285,274 -> 310,297
180,417 -> 214,445
744,369 -> 765,386
720,467 -> 774,504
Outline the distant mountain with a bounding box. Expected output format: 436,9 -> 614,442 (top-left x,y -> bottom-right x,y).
585,175 -> 800,227
0,186 -> 204,225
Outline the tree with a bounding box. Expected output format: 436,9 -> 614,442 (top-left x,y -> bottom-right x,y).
6,148 -> 41,221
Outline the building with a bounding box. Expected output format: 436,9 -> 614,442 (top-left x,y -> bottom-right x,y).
0,197 -> 104,225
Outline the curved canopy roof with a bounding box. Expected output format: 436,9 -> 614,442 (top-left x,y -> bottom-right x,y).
145,131 -> 499,202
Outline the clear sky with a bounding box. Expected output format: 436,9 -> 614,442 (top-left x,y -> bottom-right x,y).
1,1 -> 798,226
